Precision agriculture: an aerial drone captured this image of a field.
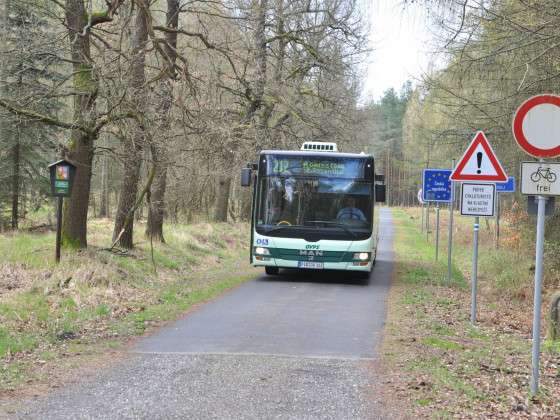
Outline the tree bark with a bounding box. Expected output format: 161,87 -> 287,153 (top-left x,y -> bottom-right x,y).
146,143 -> 167,241
260,0 -> 284,138
214,176 -> 231,222
11,138 -> 19,229
112,0 -> 149,249
146,0 -> 179,242
62,0 -> 97,248
99,136 -> 109,218
241,0 -> 268,124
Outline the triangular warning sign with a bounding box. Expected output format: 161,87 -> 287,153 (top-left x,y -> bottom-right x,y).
450,131 -> 507,182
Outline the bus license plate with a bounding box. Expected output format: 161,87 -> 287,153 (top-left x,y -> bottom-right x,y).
298,261 -> 324,269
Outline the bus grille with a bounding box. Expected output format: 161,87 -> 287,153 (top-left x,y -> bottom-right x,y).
268,248 -> 353,263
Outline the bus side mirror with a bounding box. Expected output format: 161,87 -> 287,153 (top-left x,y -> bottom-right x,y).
241,168 -> 252,187
375,184 -> 386,203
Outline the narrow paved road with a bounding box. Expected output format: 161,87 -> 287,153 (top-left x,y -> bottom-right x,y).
17,209 -> 394,419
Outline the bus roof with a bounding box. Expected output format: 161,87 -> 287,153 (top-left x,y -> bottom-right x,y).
259,150 -> 373,159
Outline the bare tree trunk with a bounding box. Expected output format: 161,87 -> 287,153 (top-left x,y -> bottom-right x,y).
243,0 -> 268,124
146,0 -> 179,242
62,0 -> 96,248
2,0 -> 16,229
11,137 -> 19,229
146,144 -> 167,241
260,0 -> 284,138
214,0 -> 267,225
113,0 -> 149,249
99,135 -> 109,218
214,175 -> 231,222
241,185 -> 252,220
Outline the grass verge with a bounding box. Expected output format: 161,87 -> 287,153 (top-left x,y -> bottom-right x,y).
379,208 -> 559,418
0,219 -> 257,404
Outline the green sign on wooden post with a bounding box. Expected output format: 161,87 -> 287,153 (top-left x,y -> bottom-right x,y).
48,160 -> 76,262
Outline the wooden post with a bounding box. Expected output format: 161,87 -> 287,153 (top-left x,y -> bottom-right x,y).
55,196 -> 63,263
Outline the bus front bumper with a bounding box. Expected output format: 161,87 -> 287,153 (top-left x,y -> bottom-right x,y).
252,257 -> 372,272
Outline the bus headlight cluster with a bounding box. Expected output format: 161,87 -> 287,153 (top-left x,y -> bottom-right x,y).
254,247 -> 270,256
353,252 -> 370,261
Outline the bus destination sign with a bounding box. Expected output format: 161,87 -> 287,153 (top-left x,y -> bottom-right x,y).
266,156 -> 368,178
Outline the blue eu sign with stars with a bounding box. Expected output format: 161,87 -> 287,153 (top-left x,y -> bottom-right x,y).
423,169 -> 453,203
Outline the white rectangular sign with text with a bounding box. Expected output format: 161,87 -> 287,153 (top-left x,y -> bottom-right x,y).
521,161 -> 560,196
460,183 -> 495,217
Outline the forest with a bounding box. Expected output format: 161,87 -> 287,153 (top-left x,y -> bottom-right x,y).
2,0 -> 559,292
1,0 -> 560,416
0,0 -> 374,248
1,0 -> 559,306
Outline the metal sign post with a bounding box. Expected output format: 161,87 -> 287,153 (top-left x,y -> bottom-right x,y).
418,189 -> 425,232
426,202 -> 430,240
471,216 -> 480,324
447,160 -> 455,282
435,204 -> 440,261
460,182 -> 497,324
422,168 -> 453,251
421,203 -> 425,232
495,196 -> 500,249
452,131 -> 506,324
512,94 -> 560,395
520,161 -> 558,395
530,194 -> 546,395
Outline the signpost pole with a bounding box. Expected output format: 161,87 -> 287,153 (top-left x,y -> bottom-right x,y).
435,203 -> 440,261
530,194 -> 546,395
447,160 -> 455,282
510,94 -> 560,395
470,216 -> 480,324
55,196 -> 63,263
426,202 -> 430,240
421,203 -> 425,233
495,194 -> 500,249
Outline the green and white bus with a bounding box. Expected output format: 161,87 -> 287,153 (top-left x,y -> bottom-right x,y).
241,142 -> 386,278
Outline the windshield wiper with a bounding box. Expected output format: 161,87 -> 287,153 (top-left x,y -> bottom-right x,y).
263,225 -> 293,234
303,220 -> 357,239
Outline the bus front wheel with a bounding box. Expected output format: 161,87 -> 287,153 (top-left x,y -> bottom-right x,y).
265,266 -> 279,275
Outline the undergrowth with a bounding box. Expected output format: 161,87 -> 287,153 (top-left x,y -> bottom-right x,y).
379,208 -> 560,418
0,219 -> 255,394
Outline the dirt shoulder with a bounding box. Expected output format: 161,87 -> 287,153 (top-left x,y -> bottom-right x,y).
377,208 -> 559,418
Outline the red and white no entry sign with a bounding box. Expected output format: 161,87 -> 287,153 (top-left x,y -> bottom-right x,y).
513,94 -> 560,158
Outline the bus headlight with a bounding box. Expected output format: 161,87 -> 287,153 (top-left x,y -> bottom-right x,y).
254,247 -> 270,256
353,252 -> 370,261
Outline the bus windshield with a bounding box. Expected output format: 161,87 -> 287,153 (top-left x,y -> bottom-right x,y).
256,176 -> 373,241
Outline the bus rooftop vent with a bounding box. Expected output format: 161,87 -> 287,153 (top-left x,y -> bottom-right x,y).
301,142 -> 338,152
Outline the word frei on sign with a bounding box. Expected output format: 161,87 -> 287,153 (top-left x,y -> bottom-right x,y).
512,94 -> 560,396
521,162 -> 560,196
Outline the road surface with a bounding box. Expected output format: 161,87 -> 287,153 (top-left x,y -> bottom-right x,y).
16,208 -> 394,419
